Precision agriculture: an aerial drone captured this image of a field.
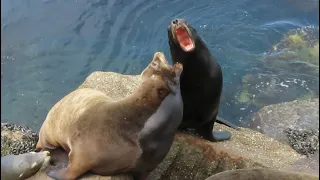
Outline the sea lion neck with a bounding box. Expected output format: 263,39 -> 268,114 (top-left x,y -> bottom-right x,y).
117,81 -> 167,124
170,42 -> 214,74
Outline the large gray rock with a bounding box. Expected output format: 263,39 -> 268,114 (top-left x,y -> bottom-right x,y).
244,98 -> 319,156
2,71 -> 310,180
285,150 -> 319,175
205,168 -> 318,180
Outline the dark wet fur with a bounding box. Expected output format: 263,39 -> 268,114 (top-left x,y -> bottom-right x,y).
167,19 -> 239,142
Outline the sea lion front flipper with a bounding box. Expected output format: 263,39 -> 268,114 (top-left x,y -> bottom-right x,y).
46,164 -> 84,180
216,116 -> 240,130
46,149 -> 93,180
212,130 -> 232,141
46,165 -> 69,180
197,120 -> 232,142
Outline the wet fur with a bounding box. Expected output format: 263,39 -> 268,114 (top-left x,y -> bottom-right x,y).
168,18 -> 239,142
36,52 -> 183,180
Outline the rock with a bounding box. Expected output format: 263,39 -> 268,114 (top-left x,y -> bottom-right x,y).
1,123 -> 39,156
2,71 -> 307,179
78,71 -> 142,101
204,168 -> 319,180
285,150 -> 319,175
235,73 -> 319,108
264,26 -> 319,74
244,98 -> 319,157
4,127 -> 302,180
283,128 -> 319,155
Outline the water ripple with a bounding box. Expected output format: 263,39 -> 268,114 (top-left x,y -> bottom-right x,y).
1,0 -> 319,129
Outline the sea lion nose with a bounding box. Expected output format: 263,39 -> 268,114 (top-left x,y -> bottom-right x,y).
172,19 -> 179,25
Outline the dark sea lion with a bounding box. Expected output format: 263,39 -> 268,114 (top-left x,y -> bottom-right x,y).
167,18 -> 239,142
1,151 -> 50,180
35,52 -> 184,180
205,168 -> 319,180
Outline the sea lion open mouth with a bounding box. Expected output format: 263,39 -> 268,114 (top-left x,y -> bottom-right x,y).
175,26 -> 195,52
169,19 -> 195,52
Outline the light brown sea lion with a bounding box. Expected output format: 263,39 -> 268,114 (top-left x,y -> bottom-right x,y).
1,151 -> 50,180
26,160 -> 133,180
205,168 -> 319,180
35,52 -> 184,180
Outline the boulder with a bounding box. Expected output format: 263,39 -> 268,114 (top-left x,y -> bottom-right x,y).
244,98 -> 319,156
204,168 -> 319,180
2,123 -> 302,180
284,150 -> 319,175
1,71 -> 308,179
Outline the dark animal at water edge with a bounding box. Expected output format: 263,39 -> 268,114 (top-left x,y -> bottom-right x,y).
167,18 -> 240,142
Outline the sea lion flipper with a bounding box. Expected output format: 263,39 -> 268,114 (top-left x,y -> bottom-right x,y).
46,164 -> 82,180
46,165 -> 68,180
216,116 -> 241,130
212,131 -> 232,141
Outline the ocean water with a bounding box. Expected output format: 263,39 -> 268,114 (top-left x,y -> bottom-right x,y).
1,0 -> 319,131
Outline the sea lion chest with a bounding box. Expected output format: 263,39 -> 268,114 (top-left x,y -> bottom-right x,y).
180,54 -> 219,101
176,53 -> 223,125
134,90 -> 183,173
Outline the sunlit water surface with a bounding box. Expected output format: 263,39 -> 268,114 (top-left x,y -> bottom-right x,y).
1,0 -> 319,131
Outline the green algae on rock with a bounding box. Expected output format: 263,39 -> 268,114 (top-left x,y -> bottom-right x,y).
235,73 -> 319,108
265,26 -> 319,69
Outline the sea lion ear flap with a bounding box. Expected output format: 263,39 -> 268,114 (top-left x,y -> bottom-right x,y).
141,52 -> 166,81
150,52 -> 168,71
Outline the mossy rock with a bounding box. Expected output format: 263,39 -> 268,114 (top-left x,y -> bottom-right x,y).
265,26 -> 319,70
235,73 -> 319,108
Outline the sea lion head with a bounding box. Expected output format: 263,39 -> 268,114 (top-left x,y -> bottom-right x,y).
17,151 -> 51,180
1,151 -> 51,180
168,18 -> 199,53
140,52 -> 183,99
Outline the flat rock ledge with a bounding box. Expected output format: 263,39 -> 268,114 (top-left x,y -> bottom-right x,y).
244,98 -> 319,156
2,71 -> 317,180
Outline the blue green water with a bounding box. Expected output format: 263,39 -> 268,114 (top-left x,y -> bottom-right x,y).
1,0 -> 319,131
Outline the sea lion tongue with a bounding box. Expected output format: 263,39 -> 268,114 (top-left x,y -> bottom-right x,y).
175,27 -> 195,52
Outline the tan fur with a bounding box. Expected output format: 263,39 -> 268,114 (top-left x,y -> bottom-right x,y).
35,52 -> 182,179
26,162 -> 133,180
141,52 -> 174,81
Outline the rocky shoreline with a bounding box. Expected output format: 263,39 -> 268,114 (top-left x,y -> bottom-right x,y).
1,71 -> 319,180
244,98 -> 319,157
